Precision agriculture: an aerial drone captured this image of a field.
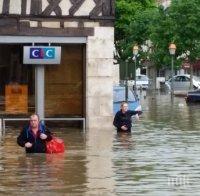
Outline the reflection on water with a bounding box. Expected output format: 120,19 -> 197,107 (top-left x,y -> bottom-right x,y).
1,91 -> 200,195
0,129 -> 87,195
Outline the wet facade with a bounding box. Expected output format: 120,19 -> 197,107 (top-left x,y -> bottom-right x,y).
0,0 -> 115,129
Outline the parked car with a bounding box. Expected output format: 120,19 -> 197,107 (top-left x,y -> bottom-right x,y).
165,74 -> 200,91
128,74 -> 149,89
113,85 -> 142,114
185,89 -> 200,103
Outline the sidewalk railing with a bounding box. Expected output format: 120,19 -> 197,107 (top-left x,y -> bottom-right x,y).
0,117 -> 86,135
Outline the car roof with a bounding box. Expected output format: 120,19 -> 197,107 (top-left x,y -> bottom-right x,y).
188,89 -> 200,93
113,85 -> 125,89
136,74 -> 147,77
174,74 -> 190,77
113,85 -> 137,101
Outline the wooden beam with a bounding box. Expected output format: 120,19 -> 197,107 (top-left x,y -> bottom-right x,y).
69,0 -> 85,16
42,0 -> 62,16
21,0 -> 27,15
0,0 -> 115,18
90,0 -> 103,16
2,0 -> 10,15
0,18 -> 18,27
102,0 -> 110,16
0,21 -> 94,37
111,0 -> 115,16
30,0 -> 42,15
20,27 -> 94,37
0,18 -> 18,34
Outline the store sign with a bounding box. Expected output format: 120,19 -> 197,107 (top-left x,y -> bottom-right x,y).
30,48 -> 55,59
23,46 -> 61,64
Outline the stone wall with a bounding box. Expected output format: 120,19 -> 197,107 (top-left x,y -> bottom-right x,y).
86,27 -> 114,129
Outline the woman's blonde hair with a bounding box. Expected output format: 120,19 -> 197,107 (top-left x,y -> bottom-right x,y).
120,101 -> 128,108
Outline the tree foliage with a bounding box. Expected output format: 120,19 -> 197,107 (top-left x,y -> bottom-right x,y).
150,0 -> 200,69
115,0 -> 156,64
115,0 -> 200,71
168,0 -> 200,62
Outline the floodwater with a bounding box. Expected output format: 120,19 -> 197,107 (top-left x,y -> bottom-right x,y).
1,91 -> 200,195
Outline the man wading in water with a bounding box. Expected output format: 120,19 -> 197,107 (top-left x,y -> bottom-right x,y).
17,114 -> 52,153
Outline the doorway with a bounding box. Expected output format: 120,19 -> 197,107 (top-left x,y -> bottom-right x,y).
0,43 -> 85,118
45,44 -> 85,117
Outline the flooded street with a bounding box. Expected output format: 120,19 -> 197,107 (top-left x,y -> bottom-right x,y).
1,91 -> 200,195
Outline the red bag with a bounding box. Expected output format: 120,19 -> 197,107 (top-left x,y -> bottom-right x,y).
46,137 -> 65,154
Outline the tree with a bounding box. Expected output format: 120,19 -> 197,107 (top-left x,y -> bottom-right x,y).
115,0 -> 155,41
149,0 -> 200,88
149,6 -> 179,69
169,0 -> 200,62
168,0 -> 200,87
150,0 -> 200,67
115,0 -> 156,80
115,0 -> 143,63
115,0 -> 200,86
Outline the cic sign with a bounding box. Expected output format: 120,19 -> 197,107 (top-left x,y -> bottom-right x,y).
23,46 -> 61,64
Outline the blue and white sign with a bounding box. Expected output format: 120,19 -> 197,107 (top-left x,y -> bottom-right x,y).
23,46 -> 61,64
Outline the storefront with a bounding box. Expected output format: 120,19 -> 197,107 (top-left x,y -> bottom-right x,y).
0,0 -> 115,129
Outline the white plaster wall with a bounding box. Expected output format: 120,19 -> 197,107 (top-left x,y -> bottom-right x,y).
26,0 -> 31,15
84,22 -> 99,28
64,21 -> 78,28
29,21 -> 39,27
42,21 -> 60,28
86,27 -> 114,130
75,0 -> 95,16
59,0 -> 71,15
42,0 -> 49,12
0,1 -> 3,13
9,0 -> 21,14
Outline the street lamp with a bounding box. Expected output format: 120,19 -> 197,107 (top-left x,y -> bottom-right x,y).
169,43 -> 176,96
133,45 -> 139,95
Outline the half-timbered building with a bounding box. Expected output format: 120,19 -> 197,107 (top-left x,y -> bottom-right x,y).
0,0 -> 115,130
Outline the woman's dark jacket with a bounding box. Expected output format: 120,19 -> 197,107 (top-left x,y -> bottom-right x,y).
17,123 -> 52,153
113,110 -> 142,132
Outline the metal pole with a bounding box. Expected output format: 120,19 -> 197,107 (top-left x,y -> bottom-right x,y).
35,65 -> 45,120
125,61 -> 128,101
134,56 -> 137,95
171,55 -> 174,96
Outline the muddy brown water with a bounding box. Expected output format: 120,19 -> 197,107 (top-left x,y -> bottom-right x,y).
0,91 -> 200,195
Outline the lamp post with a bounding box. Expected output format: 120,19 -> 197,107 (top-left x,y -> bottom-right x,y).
169,43 -> 176,97
133,45 -> 139,95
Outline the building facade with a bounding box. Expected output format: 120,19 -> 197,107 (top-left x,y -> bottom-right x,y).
0,0 -> 115,130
